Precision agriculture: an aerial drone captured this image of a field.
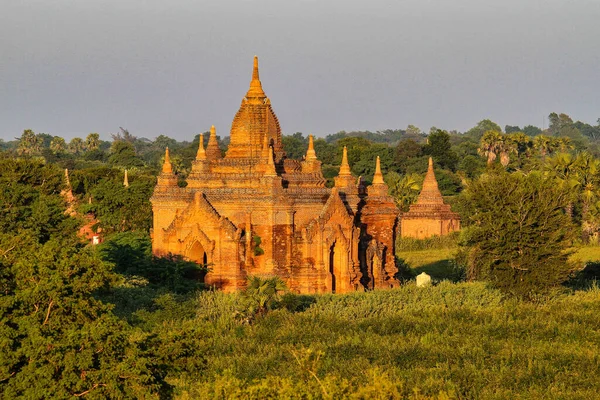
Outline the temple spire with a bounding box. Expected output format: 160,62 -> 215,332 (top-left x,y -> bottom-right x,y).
64,168 -> 71,187
158,147 -> 178,186
372,156 -> 385,184
123,169 -> 129,187
417,157 -> 444,204
162,147 -> 173,174
196,133 -> 206,160
306,134 -> 317,161
206,125 -> 222,160
339,146 -> 351,176
246,56 -> 266,100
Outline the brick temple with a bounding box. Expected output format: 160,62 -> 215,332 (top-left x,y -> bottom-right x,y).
150,57 -> 400,293
400,158 -> 460,239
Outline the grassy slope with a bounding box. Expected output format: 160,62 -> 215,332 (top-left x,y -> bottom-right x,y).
159,284 -> 600,399
571,246 -> 600,263
397,248 -> 458,280
132,244 -> 600,399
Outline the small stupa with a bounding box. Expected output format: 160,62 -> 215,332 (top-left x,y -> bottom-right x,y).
400,158 -> 460,238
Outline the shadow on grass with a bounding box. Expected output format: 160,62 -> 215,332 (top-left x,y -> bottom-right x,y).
95,231 -> 207,325
411,259 -> 464,282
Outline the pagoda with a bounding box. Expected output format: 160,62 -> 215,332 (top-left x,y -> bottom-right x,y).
150,57 -> 400,293
400,158 -> 460,238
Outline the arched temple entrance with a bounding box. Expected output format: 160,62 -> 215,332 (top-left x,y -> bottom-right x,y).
188,241 -> 208,281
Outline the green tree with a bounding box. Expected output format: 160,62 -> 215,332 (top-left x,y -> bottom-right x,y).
423,129 -> 458,171
68,137 -> 85,155
458,171 -> 576,297
353,144 -> 393,180
82,173 -> 154,233
17,129 -> 42,156
548,112 -> 587,150
544,152 -> 579,218
523,125 -> 542,137
393,139 -> 422,174
385,171 -> 421,212
0,159 -> 167,398
478,130 -> 503,165
313,138 -> 336,165
282,132 -> 308,160
466,119 -> 502,141
108,141 -> 144,168
85,133 -> 101,151
49,136 -> 67,154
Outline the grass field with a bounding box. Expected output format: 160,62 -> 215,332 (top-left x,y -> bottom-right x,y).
397,245 -> 600,282
571,245 -> 600,263
397,247 -> 458,281
121,243 -> 600,398
142,282 -> 600,399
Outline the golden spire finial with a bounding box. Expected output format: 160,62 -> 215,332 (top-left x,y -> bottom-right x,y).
339,146 -> 351,176
306,134 -> 317,161
372,156 -> 384,184
246,56 -> 266,99
253,55 -> 259,81
196,133 -> 206,160
162,147 -> 173,174
123,169 -> 129,187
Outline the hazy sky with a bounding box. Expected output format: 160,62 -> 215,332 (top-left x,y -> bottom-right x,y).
1,0 -> 599,141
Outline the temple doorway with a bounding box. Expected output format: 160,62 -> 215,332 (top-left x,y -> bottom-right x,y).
188,241 -> 208,281
329,240 -> 346,293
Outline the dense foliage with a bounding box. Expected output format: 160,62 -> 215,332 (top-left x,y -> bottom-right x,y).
0,160 -> 168,398
457,171 -> 576,297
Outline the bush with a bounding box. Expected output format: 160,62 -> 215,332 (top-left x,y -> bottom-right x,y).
458,171 -> 576,298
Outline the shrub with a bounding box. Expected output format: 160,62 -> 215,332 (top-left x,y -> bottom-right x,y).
458,171 -> 576,298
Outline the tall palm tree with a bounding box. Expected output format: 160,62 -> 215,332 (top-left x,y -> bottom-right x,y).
534,135 -> 554,158
574,152 -> 600,240
508,132 -> 533,157
85,133 -> 100,151
386,171 -> 421,212
17,129 -> 42,156
69,137 -> 85,154
478,130 -> 503,165
544,152 -> 579,218
498,136 -> 518,167
50,137 -> 66,154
